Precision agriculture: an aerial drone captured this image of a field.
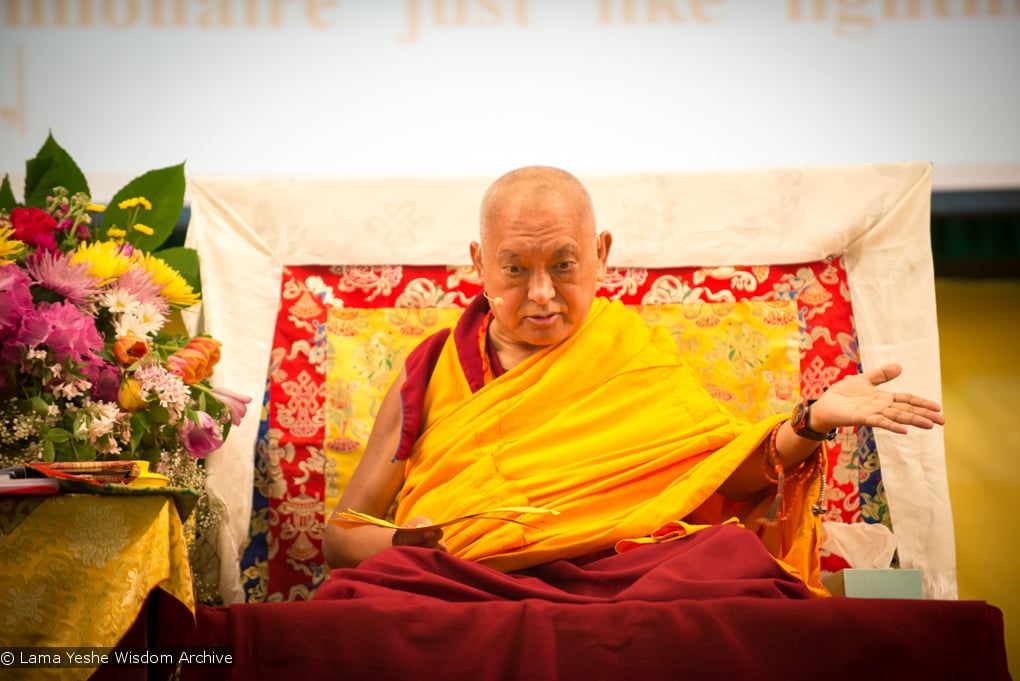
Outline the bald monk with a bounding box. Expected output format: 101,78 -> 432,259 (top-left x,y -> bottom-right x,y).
320,166 -> 944,595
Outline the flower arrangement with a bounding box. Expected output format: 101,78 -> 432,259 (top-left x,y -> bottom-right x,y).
0,134 -> 249,603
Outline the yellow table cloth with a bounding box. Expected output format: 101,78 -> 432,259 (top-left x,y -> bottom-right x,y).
0,493 -> 195,681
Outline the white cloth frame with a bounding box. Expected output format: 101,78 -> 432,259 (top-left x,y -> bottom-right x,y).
186,162 -> 955,603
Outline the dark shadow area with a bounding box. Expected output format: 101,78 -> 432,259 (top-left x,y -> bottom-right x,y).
931,190 -> 1020,279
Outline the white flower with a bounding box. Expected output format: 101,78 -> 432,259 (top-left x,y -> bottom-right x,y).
133,302 -> 167,336
115,313 -> 144,338
100,287 -> 138,315
82,400 -> 121,440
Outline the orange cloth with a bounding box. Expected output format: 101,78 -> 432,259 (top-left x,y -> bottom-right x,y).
395,297 -> 825,592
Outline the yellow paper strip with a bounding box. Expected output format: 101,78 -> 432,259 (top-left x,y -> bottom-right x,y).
330,506 -> 559,531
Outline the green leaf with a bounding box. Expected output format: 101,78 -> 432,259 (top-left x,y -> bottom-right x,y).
0,174 -> 16,211
43,440 -> 55,462
148,402 -> 170,424
130,412 -> 148,454
30,395 -> 50,417
72,411 -> 87,437
73,440 -> 97,461
24,133 -> 90,208
155,246 -> 202,296
44,427 -> 72,443
99,162 -> 185,251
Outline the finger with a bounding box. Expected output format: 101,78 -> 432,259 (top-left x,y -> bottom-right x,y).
868,412 -> 910,435
870,404 -> 943,432
865,363 -> 902,387
893,392 -> 944,414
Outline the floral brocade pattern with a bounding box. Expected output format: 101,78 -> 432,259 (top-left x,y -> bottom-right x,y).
0,495 -> 195,681
241,258 -> 879,602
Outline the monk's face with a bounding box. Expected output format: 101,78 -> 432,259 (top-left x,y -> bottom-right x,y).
471,179 -> 611,353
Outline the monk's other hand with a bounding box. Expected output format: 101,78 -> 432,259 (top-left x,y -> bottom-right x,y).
393,515 -> 447,551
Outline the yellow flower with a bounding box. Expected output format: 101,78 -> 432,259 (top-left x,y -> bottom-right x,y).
106,227 -> 127,239
0,225 -> 26,264
117,378 -> 147,411
70,240 -> 135,283
118,196 -> 152,211
133,223 -> 154,236
86,203 -> 107,212
137,252 -> 200,308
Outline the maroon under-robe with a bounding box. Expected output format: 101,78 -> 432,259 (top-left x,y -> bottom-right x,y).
176,524 -> 1011,681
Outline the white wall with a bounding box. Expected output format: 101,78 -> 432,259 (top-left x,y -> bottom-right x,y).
2,0 -> 1019,199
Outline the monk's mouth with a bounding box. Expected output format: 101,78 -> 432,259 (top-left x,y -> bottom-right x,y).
524,314 -> 560,327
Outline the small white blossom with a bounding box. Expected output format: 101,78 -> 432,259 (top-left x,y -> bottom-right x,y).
100,287 -> 138,315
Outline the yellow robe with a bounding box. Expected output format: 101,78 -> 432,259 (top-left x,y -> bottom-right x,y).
395,297 -> 825,592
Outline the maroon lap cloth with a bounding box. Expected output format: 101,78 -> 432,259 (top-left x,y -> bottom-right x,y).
182,525 -> 1011,681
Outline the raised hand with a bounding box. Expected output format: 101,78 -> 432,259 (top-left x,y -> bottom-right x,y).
808,363 -> 945,435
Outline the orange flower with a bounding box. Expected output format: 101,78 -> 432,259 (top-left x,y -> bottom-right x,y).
117,378 -> 147,411
167,336 -> 222,385
187,336 -> 222,368
113,335 -> 149,365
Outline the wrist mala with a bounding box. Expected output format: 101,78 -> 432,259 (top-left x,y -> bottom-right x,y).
761,422 -> 828,525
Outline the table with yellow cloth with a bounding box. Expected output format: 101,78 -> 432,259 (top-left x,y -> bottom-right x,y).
0,492 -> 195,681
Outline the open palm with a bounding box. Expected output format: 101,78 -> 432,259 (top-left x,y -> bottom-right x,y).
808,364 -> 945,435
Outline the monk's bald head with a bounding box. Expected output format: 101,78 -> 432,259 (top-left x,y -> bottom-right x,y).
479,166 -> 596,245
469,165 -> 613,356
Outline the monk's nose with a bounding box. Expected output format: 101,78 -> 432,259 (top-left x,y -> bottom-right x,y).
528,270 -> 554,305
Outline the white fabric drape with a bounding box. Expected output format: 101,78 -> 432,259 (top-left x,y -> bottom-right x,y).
186,162 -> 955,603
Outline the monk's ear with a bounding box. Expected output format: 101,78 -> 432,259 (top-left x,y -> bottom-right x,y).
470,241 -> 484,277
596,231 -> 613,277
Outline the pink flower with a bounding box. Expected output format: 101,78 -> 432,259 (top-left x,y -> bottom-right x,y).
19,300 -> 103,364
114,268 -> 169,316
0,263 -> 33,339
10,207 -> 58,252
25,250 -> 101,307
211,386 -> 252,426
180,411 -> 223,459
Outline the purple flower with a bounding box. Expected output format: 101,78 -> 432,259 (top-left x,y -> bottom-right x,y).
82,360 -> 122,403
211,386 -> 252,426
19,300 -> 103,364
180,411 -> 224,459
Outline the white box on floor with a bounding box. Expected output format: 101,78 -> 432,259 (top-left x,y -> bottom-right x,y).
823,569 -> 924,599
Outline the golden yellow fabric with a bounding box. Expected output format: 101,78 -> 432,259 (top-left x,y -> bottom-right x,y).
0,494 -> 195,681
394,298 -> 824,587
324,298 -> 801,511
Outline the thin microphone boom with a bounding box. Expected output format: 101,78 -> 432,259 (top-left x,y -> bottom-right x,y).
482,291 -> 504,307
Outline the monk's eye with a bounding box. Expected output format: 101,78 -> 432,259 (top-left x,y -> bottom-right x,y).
555,261 -> 577,272
504,265 -> 523,276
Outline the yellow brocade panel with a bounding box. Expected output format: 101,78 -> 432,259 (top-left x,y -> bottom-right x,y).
0,494 -> 195,681
324,299 -> 799,512
324,307 -> 465,514
636,301 -> 801,423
